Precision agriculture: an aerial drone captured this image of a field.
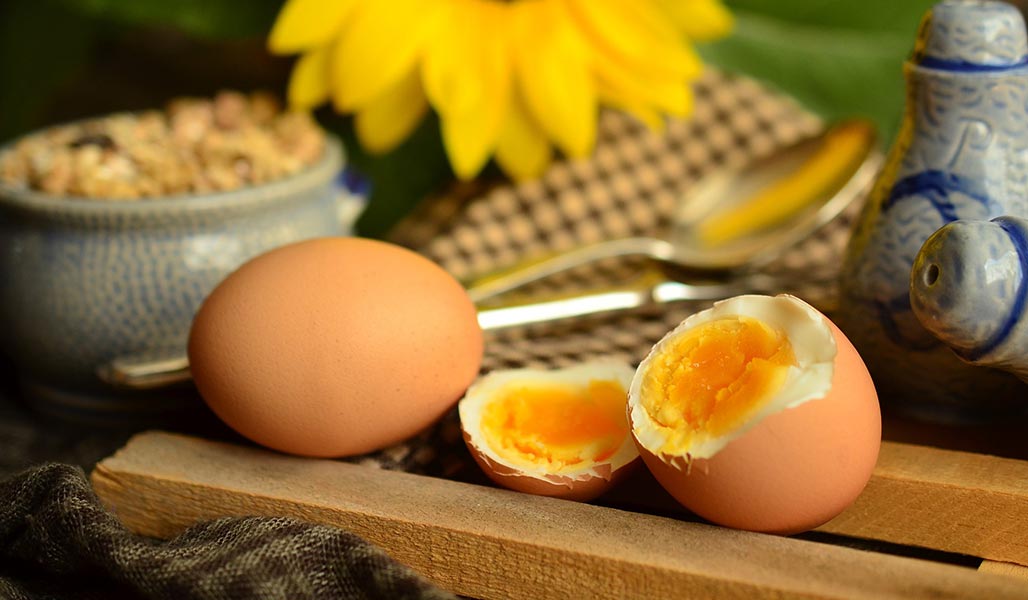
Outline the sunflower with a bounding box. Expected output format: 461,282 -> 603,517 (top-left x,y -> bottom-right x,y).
269,0 -> 732,181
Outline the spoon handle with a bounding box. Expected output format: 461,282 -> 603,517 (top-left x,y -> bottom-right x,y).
98,354 -> 191,389
476,272 -> 783,331
465,237 -> 673,304
102,271 -> 810,388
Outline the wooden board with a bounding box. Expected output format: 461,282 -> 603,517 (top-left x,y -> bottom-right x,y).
818,441 -> 1028,563
980,561 -> 1028,581
92,431 -> 1028,600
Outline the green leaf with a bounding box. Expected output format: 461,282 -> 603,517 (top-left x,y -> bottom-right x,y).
322,112 -> 454,239
59,0 -> 283,39
721,0 -> 933,34
700,0 -> 936,142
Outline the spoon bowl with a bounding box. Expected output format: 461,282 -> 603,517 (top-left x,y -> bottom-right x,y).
467,120 -> 882,304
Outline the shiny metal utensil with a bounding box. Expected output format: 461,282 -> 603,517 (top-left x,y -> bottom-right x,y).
476,270 -> 792,331
98,354 -> 193,390
102,270 -> 827,389
102,121 -> 879,390
467,120 -> 882,305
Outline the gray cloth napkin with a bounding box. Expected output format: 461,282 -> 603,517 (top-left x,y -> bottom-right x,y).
0,463 -> 454,600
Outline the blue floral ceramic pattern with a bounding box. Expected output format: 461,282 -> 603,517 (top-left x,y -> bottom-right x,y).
839,0 -> 1028,421
0,136 -> 359,421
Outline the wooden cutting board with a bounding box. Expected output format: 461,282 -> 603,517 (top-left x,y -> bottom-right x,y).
92,431 -> 1028,599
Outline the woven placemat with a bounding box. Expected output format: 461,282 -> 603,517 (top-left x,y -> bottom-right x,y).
369,69 -> 870,477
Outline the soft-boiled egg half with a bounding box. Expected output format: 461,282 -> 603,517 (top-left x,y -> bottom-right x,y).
459,362 -> 639,502
629,294 -> 881,534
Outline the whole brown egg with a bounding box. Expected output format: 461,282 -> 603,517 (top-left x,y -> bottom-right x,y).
188,237 -> 483,457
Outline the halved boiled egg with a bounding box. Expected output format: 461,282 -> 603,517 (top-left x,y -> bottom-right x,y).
459,362 -> 639,501
629,294 -> 880,534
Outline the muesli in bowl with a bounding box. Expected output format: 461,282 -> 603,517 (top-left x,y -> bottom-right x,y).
0,91 -> 360,421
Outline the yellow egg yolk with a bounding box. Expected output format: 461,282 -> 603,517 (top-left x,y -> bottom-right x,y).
639,316 -> 796,454
480,379 -> 629,472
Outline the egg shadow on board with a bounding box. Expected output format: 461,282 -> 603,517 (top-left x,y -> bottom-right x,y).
592,465 -> 704,522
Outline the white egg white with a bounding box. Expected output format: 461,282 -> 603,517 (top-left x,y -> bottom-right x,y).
459,361 -> 639,484
629,294 -> 837,466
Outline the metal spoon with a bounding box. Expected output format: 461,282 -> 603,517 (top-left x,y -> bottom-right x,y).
101,120 -> 880,390
466,119 -> 881,305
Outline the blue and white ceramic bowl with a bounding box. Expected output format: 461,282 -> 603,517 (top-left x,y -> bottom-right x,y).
0,134 -> 361,421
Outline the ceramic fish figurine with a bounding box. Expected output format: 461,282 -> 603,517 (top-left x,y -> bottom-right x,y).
838,0 -> 1028,421
910,216 -> 1028,383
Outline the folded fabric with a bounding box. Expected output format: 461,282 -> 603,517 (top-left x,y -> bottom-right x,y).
0,463 -> 453,600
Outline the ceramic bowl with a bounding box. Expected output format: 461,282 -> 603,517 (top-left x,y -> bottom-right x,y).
0,133 -> 361,421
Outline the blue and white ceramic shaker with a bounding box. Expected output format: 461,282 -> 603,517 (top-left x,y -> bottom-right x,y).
910,216 -> 1028,384
838,0 -> 1028,421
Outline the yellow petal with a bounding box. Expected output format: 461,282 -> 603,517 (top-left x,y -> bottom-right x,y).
331,0 -> 442,112
424,0 -> 512,179
496,93 -> 552,181
354,69 -> 429,154
422,0 -> 486,117
598,84 -> 667,132
513,0 -> 596,159
594,57 -> 696,117
269,0 -> 355,54
567,0 -> 701,80
656,0 -> 734,42
287,46 -> 331,109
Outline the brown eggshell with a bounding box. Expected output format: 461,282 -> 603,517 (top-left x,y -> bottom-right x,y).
635,321 -> 881,535
462,429 -> 640,502
188,237 -> 483,457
